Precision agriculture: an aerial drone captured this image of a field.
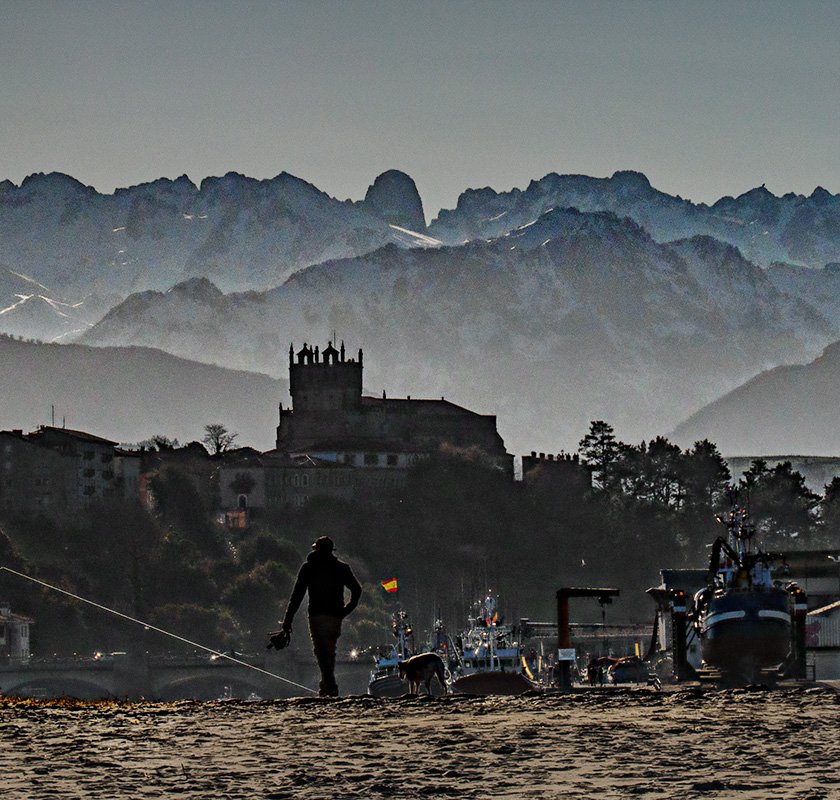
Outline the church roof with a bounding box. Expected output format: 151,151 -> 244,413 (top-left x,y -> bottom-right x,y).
359,396 -> 492,417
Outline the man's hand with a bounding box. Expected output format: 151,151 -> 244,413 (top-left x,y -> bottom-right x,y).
267,629 -> 291,650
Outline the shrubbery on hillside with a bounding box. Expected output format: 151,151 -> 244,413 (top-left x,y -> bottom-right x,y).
1,425 -> 835,656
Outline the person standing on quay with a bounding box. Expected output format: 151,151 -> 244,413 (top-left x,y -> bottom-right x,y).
281,536 -> 362,697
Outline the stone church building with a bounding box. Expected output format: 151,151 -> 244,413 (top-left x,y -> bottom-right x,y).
219,341 -> 512,516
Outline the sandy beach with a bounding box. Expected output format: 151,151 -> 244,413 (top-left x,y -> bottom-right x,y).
2,685 -> 839,799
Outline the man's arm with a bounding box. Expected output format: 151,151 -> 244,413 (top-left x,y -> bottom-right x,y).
342,566 -> 362,618
282,564 -> 309,631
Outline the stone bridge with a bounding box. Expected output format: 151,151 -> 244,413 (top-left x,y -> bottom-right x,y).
0,652 -> 373,701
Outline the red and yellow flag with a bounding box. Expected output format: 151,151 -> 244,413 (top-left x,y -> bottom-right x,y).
381,578 -> 398,593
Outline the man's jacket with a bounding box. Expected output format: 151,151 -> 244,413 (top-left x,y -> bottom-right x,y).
283,550 -> 362,626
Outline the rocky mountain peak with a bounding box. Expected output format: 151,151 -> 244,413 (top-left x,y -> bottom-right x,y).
610,170 -> 653,191
17,172 -> 96,200
166,276 -> 224,302
738,184 -> 776,203
505,206 -> 648,251
363,170 -> 426,231
809,186 -> 834,206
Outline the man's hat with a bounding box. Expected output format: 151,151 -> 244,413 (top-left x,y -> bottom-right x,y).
312,536 -> 335,552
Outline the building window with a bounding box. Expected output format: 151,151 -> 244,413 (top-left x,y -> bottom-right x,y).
84,450 -> 95,460
387,454 -> 398,466
364,453 -> 378,466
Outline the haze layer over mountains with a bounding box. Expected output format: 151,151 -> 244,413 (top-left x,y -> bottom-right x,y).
3,168 -> 840,455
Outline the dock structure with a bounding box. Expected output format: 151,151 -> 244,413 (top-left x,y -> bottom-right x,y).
555,588 -> 620,689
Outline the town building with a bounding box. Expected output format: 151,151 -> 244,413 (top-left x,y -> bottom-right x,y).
522,451 -> 592,498
0,426 -> 139,518
0,603 -> 33,662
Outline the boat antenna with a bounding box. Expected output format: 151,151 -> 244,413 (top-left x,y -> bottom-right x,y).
0,566 -> 318,695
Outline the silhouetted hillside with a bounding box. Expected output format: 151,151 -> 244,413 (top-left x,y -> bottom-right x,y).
671,341 -> 840,455
0,335 -> 283,448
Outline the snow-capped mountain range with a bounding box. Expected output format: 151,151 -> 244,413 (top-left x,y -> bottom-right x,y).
75,207 -> 840,454
429,170 -> 840,270
0,168 -> 434,338
6,167 -> 840,454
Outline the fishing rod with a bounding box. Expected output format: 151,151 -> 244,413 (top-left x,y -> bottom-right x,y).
0,565 -> 318,696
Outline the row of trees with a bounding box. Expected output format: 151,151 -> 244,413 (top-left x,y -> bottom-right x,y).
579,420 -> 831,549
139,423 -> 238,455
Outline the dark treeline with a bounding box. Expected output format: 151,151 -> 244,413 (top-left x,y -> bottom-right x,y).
1,421 -> 836,658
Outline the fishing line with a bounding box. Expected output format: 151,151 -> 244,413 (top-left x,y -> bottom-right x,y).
0,565 -> 318,695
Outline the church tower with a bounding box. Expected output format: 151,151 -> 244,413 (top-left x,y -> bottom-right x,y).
276,341 -> 365,450
287,341 -> 363,412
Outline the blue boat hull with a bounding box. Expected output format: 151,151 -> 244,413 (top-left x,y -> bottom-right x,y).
700,590 -> 791,677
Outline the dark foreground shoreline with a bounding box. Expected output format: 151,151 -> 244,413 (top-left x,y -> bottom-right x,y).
2,685 -> 838,799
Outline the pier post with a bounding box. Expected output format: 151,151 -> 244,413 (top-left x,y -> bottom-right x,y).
789,586 -> 808,681
671,590 -> 691,682
556,593 -> 572,690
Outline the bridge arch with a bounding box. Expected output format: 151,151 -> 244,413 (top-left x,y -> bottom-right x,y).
2,674 -> 115,699
154,673 -> 268,701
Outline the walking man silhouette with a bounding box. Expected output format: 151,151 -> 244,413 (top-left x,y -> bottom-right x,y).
281,536 -> 362,697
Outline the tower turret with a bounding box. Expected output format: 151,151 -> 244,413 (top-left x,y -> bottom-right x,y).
288,340 -> 363,413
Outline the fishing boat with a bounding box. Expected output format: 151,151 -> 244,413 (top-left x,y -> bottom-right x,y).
693,505 -> 793,683
368,610 -> 416,697
449,593 -> 538,695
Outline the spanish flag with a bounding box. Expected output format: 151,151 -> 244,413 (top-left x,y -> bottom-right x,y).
381,578 -> 398,593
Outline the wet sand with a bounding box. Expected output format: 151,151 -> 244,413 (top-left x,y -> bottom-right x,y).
2,685 -> 838,799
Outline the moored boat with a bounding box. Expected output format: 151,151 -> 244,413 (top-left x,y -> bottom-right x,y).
368,610 -> 414,697
449,593 -> 539,695
694,506 -> 793,683
369,610 -> 448,696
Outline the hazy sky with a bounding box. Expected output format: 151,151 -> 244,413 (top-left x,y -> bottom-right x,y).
3,0 -> 840,219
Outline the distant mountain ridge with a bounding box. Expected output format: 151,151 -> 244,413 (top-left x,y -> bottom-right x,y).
0,168 -> 432,306
0,335 -> 283,449
5,166 -> 840,346
429,170 -> 840,270
9,166 -> 840,455
76,207 -> 838,455
0,263 -> 119,341
670,340 -> 840,457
